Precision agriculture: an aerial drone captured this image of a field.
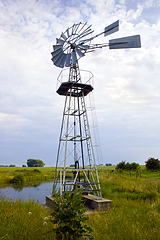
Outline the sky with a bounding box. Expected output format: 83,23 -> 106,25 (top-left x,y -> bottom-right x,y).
0,0 -> 160,167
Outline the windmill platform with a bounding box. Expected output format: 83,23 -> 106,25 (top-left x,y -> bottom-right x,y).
82,194 -> 113,210
46,194 -> 113,211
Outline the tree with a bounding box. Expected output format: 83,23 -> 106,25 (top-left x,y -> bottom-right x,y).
27,159 -> 45,167
130,162 -> 140,170
116,161 -> 140,171
116,161 -> 126,170
9,164 -> 16,167
145,158 -> 160,171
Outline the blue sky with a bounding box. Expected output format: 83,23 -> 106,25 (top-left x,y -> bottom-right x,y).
0,0 -> 160,166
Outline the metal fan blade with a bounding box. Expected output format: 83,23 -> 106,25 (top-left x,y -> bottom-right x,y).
51,48 -> 63,58
109,35 -> 141,49
79,30 -> 94,40
65,53 -> 71,67
104,20 -> 119,37
73,26 -> 93,43
54,53 -> 64,67
54,53 -> 67,68
71,51 -> 78,64
59,53 -> 67,68
51,49 -> 63,63
72,22 -> 81,35
53,44 -> 63,51
77,22 -> 88,35
66,28 -> 70,38
71,23 -> 75,35
78,44 -> 90,50
75,48 -> 85,58
61,32 -> 67,40
56,38 -> 65,45
79,25 -> 92,37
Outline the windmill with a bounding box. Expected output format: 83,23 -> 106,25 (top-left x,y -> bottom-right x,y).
51,20 -> 141,198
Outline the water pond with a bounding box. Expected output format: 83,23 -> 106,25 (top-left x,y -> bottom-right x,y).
0,181 -> 54,203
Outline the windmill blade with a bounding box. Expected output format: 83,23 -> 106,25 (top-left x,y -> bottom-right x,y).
56,38 -> 65,44
66,28 -> 70,38
65,53 -> 71,67
53,44 -> 63,51
78,30 -> 94,41
73,22 -> 81,35
71,51 -> 78,64
61,32 -> 67,40
51,49 -> 63,63
73,26 -> 93,43
59,53 -> 67,68
78,44 -> 90,50
79,25 -> 92,37
75,48 -> 85,58
104,20 -> 119,37
54,53 -> 67,68
77,22 -> 88,35
109,35 -> 141,49
71,23 -> 75,35
51,48 -> 63,58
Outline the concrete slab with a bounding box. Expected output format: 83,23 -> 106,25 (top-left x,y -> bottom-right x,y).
83,194 -> 113,210
46,195 -> 113,211
46,195 -> 57,208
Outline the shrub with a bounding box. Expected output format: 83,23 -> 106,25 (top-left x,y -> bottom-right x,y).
116,161 -> 126,170
50,187 -> 93,239
33,169 -> 41,173
145,157 -> 160,171
116,161 -> 140,171
10,173 -> 24,184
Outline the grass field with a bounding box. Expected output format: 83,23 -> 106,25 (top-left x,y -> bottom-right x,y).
0,168 -> 160,239
0,167 -> 56,184
0,165 -> 158,184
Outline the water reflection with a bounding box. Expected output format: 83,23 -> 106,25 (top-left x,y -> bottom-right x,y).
11,181 -> 43,191
0,181 -> 54,203
11,183 -> 24,191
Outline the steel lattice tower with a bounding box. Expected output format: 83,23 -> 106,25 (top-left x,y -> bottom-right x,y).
54,63 -> 101,198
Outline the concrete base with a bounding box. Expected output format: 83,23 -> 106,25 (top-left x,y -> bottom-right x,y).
83,194 -> 113,210
46,195 -> 57,208
46,195 -> 113,211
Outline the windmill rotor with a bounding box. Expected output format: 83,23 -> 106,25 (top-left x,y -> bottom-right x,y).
51,22 -> 94,68
51,20 -> 141,68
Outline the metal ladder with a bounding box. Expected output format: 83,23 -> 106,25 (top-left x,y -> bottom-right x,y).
81,95 -> 92,166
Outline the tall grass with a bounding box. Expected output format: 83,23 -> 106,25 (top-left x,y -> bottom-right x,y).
0,169 -> 160,239
86,171 -> 160,239
0,196 -> 56,239
87,198 -> 160,240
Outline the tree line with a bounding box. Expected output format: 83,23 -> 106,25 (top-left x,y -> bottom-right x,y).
116,157 -> 160,171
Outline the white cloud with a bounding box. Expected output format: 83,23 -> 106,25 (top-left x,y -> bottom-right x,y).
0,0 -> 160,166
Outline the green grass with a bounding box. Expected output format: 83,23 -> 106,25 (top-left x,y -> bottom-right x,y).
0,167 -> 56,184
87,198 -> 160,240
0,196 -> 56,239
1,165 -> 158,185
0,169 -> 160,239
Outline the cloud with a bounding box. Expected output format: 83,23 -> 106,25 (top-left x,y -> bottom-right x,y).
0,0 -> 160,166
